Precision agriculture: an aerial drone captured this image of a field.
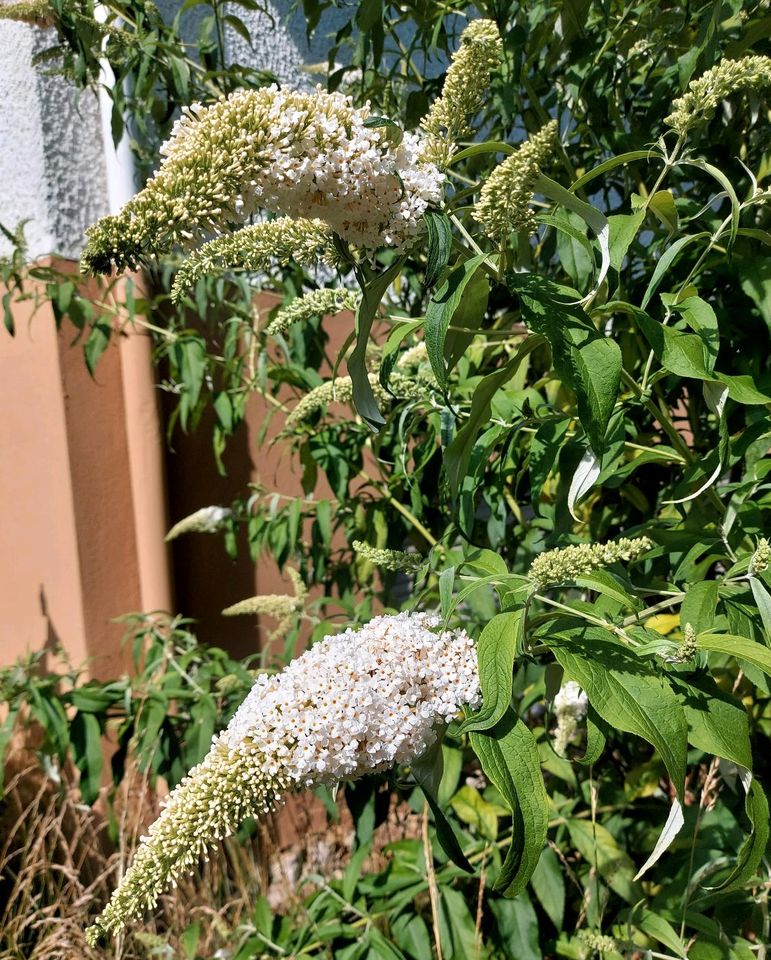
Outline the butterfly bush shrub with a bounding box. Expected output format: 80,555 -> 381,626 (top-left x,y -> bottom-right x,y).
31,1 -> 771,954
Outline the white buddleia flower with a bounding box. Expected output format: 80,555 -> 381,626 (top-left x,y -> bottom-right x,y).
85,612 -> 480,944
82,85 -> 445,275
552,680 -> 588,756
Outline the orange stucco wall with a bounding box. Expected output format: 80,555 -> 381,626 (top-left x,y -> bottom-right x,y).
0,267 -> 172,676
1,276 -> 355,672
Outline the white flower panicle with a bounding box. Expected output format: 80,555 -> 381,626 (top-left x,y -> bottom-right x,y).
82,84 -> 444,275
421,19 -> 503,168
666,55 -> 771,135
473,120 -> 557,240
529,536 -> 652,587
85,612 -> 480,943
171,218 -> 337,301
165,505 -> 232,542
352,540 -> 424,573
552,680 -> 588,756
266,287 -> 360,337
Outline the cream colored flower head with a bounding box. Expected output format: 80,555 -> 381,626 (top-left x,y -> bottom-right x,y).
473,120 -> 557,241
666,55 -> 771,135
85,612 -> 480,944
82,85 -> 445,275
421,19 -> 503,168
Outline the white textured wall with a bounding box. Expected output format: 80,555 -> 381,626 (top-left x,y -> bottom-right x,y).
0,0 -> 350,260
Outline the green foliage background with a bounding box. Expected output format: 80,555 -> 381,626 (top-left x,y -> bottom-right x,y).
3,1 -> 771,958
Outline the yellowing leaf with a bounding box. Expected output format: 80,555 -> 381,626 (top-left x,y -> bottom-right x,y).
646,613 -> 680,635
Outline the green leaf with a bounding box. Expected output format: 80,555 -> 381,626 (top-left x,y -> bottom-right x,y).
529,419 -> 570,512
444,336 -> 543,498
181,921 -> 201,960
674,296 -> 719,372
412,744 -> 473,873
633,307 -> 712,379
549,631 -> 688,795
608,211 -> 644,271
459,611 -> 523,734
349,258 -> 404,430
509,274 -> 621,453
681,158 -> 741,247
641,233 -> 710,310
565,817 -> 640,902
647,190 -> 679,233
424,254 -> 489,389
537,174 -> 610,300
84,320 -> 112,376
530,845 -> 565,931
707,778 -> 769,891
697,633 -> 771,676
470,710 -> 548,897
750,576 -> 771,645
423,210 -> 453,288
449,785 -> 499,841
631,906 -> 687,958
574,570 -> 642,611
489,891 -> 543,960
71,711 -> 103,806
671,674 -> 752,770
680,580 -> 718,635
569,150 -> 653,193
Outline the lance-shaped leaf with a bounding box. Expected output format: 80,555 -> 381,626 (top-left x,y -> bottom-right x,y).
470,710 -> 549,898
349,258 -> 405,430
425,253 -> 489,389
548,630 -> 688,795
509,274 -> 621,455
459,611 -> 524,734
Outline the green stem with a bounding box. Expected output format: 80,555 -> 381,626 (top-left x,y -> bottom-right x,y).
534,593 -> 638,646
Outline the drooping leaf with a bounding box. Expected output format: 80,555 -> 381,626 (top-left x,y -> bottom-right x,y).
349,258 -> 405,430
470,709 -> 548,897
424,254 -> 489,389
706,778 -> 769,891
423,210 -> 453,289
444,336 -> 543,498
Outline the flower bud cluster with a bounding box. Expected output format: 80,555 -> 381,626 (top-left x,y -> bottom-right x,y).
352,540 -> 423,573
665,55 -> 771,135
529,536 -> 652,587
421,19 -> 503,168
82,84 -> 444,275
86,612 -> 480,942
673,623 -> 698,662
171,218 -> 337,301
266,287 -> 360,337
222,567 -> 307,641
473,121 -> 557,241
552,680 -> 588,756
283,372 -> 431,429
749,537 -> 770,576
0,0 -> 54,26
397,341 -> 429,368
165,505 -> 232,542
578,931 -> 618,955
